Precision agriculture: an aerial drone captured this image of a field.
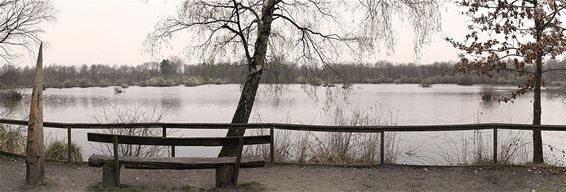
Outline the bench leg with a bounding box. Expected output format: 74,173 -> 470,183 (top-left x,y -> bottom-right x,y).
215,165 -> 235,187
102,164 -> 120,188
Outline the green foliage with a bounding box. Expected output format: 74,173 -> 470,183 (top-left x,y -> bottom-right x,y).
0,126 -> 24,154
45,140 -> 83,161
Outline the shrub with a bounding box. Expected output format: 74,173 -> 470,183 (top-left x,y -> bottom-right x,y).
0,89 -> 22,103
45,140 -> 83,161
393,79 -> 402,84
184,77 -> 206,87
62,80 -> 74,88
295,76 -> 307,84
0,126 -> 24,154
480,86 -> 498,102
308,77 -> 323,86
98,80 -> 110,87
78,79 -> 92,88
210,78 -> 227,85
419,79 -> 432,88
93,103 -> 170,157
144,77 -> 177,87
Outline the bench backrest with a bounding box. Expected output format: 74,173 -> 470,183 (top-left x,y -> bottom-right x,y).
87,133 -> 271,146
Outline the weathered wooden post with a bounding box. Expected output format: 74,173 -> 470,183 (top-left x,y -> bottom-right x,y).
493,128 -> 498,164
380,131 -> 385,165
269,126 -> 275,163
162,125 -> 175,157
26,43 -> 45,185
67,127 -> 72,162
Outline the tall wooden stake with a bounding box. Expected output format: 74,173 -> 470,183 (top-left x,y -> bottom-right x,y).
26,43 -> 45,185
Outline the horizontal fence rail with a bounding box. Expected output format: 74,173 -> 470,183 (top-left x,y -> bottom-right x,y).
2,118 -> 566,165
3,119 -> 566,131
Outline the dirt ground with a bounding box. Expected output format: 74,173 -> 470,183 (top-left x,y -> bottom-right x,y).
2,156 -> 566,192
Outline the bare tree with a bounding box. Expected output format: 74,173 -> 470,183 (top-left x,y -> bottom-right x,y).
0,0 -> 54,61
147,0 -> 441,158
92,103 -> 171,157
447,0 -> 566,163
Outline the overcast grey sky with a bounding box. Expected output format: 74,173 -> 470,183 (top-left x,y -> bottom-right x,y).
38,0 -> 469,66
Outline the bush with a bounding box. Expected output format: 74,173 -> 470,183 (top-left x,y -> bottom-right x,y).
144,77 -> 177,87
45,140 -> 83,161
419,79 -> 432,88
62,80 -> 74,88
0,126 -> 24,154
295,76 -> 307,84
0,89 -> 22,103
78,79 -> 92,88
210,78 -> 227,85
480,86 -> 498,102
184,77 -> 206,87
98,80 -> 110,87
308,77 -> 323,86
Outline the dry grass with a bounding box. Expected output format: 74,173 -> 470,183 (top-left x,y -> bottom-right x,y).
440,130 -> 531,165
45,139 -> 83,161
246,104 -> 399,165
0,125 -> 24,154
92,103 -> 171,157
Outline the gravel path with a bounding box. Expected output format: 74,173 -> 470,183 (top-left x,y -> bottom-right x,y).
2,156 -> 566,191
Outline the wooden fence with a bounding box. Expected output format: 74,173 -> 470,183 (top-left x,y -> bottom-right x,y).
2,119 -> 566,165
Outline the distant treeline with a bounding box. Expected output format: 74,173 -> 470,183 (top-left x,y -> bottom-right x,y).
1,60 -> 566,89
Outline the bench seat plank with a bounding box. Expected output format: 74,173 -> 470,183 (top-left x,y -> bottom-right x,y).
88,155 -> 265,169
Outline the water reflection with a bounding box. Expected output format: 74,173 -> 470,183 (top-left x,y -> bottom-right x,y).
161,97 -> 182,112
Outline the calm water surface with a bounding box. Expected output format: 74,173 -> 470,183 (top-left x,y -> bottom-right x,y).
3,84 -> 566,165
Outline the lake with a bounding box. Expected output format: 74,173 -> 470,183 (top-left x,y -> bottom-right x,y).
3,84 -> 566,165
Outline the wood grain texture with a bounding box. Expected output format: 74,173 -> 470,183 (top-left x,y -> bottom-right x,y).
88,155 -> 265,169
87,133 -> 271,146
25,43 -> 45,185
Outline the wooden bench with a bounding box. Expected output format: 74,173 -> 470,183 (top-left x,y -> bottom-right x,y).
87,133 -> 271,188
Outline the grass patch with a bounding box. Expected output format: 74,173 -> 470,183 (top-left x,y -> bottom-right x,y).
45,140 -> 83,161
0,125 -> 24,154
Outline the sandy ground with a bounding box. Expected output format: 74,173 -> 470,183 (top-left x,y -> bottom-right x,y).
2,156 -> 566,192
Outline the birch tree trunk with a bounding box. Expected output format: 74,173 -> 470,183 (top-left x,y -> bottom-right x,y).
215,0 -> 276,186
218,0 -> 276,157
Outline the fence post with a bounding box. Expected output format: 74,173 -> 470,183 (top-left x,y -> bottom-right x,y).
380,131 -> 385,165
270,126 -> 275,164
67,127 -> 72,162
162,125 -> 175,157
493,128 -> 498,164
